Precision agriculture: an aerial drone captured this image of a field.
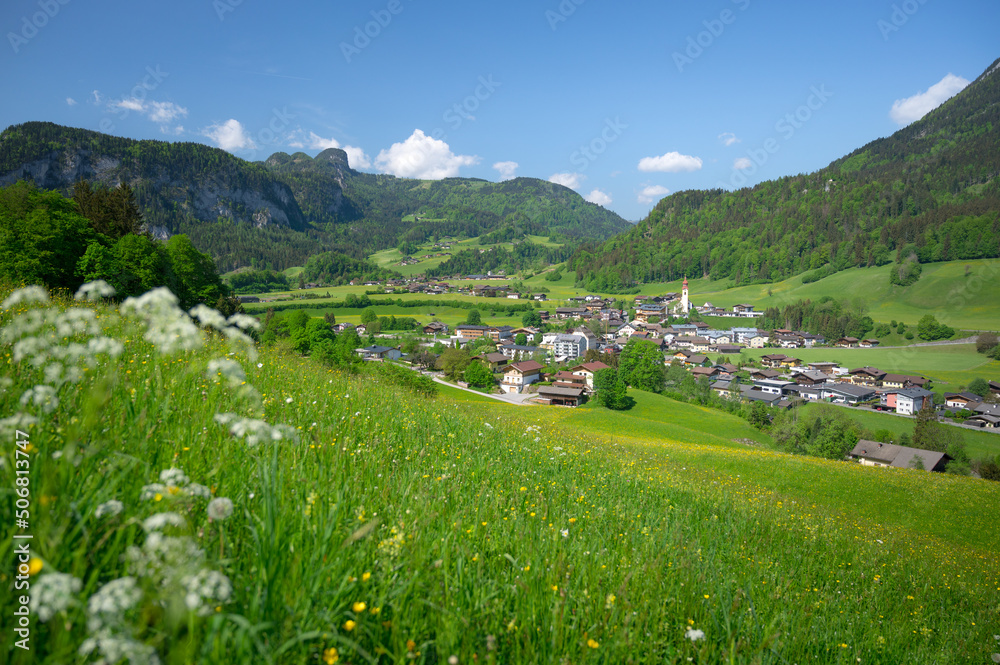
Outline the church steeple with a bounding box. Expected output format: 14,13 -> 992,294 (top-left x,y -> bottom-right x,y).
681,276 -> 689,314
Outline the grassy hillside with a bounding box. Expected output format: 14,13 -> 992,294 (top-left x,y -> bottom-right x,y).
3,284 -> 998,663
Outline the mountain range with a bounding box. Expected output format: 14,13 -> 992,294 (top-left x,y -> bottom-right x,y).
0,123 -> 630,273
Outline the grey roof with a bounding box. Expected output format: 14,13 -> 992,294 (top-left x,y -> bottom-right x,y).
362,345 -> 395,354
824,384 -> 876,398
893,387 -> 934,399
849,439 -> 950,471
537,386 -> 584,397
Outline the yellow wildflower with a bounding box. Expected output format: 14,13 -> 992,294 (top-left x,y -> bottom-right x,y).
344,620 -> 356,631
323,647 -> 339,664
353,601 -> 367,613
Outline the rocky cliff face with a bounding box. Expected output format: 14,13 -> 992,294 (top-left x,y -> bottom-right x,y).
0,135 -> 308,237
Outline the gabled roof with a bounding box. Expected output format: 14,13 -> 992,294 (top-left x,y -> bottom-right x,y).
849,439 -> 950,470
571,361 -> 611,373
507,360 -> 544,373
537,385 -> 584,397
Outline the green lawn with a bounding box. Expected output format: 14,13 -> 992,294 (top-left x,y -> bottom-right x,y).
639,259 -> 1000,330
797,402 -> 1000,460
733,344 -> 998,386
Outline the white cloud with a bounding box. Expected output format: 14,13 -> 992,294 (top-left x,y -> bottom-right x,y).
548,172 -> 585,189
637,185 -> 670,204
718,132 -> 740,146
304,131 -> 372,169
890,73 -> 971,125
161,125 -> 185,136
66,97 -> 77,107
733,157 -> 753,170
343,146 -> 372,170
90,90 -> 102,105
110,98 -> 188,125
493,161 -> 518,181
375,129 -> 479,179
202,119 -> 257,152
585,188 -> 612,206
307,131 -> 341,150
637,151 -> 703,173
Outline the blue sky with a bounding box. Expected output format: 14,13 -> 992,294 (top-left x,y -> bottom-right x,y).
2,0 -> 998,221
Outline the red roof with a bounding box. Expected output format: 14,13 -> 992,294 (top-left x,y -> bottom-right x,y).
507,361 -> 544,373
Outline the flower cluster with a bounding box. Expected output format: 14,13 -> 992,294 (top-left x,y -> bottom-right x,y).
214,412 -> 298,446
30,572 -> 82,622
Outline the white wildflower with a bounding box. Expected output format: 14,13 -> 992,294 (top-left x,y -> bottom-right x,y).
285,397 -> 293,404
207,497 -> 234,521
142,512 -> 187,532
127,531 -> 204,581
214,412 -> 299,446
189,304 -> 229,330
0,413 -> 38,439
685,628 -> 705,642
139,483 -> 168,501
227,313 -> 261,331
181,569 -> 232,615
206,358 -> 246,388
159,468 -> 190,487
95,500 -> 125,519
122,288 -> 203,354
19,385 -> 59,413
86,577 -> 143,631
2,285 -> 49,309
185,483 -> 211,499
30,572 -> 82,622
74,279 -> 116,301
80,630 -> 161,665
561,529 -> 569,538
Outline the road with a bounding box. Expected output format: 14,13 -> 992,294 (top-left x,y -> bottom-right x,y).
428,374 -> 537,406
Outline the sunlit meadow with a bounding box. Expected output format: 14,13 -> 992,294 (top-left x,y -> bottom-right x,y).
1,284 -> 998,664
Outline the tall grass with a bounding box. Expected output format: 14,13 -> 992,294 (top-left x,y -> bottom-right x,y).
1,285 -> 998,663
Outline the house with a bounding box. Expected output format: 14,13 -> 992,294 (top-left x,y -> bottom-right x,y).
551,371 -> 587,389
892,388 -> 934,415
456,324 -> 489,340
990,380 -> 1000,396
501,360 -> 545,394
731,327 -> 760,344
944,392 -> 981,409
859,339 -> 881,348
690,366 -> 721,380
792,370 -> 829,386
836,337 -> 860,348
774,334 -> 804,349
820,383 -> 877,404
675,336 -> 711,352
499,344 -> 539,361
849,440 -> 951,472
761,354 -> 789,368
552,334 -> 587,360
422,322 -> 449,335
555,307 -> 588,319
732,304 -> 759,317
739,385 -> 792,408
485,326 -> 514,343
779,357 -> 802,368
570,361 -> 611,391
746,333 -> 769,348
967,414 -> 1000,429
882,374 -> 929,389
715,344 -> 743,354
535,385 -> 585,407
473,352 -> 509,371
848,367 -> 886,387
750,368 -> 783,381
356,345 -> 402,361
684,354 -> 710,367
808,362 -> 838,375
784,385 -> 823,401
532,293 -> 548,301
754,378 -> 794,396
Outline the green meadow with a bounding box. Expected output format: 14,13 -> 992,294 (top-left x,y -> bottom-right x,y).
3,285 -> 998,664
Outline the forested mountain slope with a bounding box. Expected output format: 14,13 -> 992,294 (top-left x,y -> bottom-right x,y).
570,57 -> 1000,291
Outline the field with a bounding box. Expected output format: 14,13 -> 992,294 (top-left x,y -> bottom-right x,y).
370,235 -> 566,279
732,343 -> 1000,388
3,285 -> 998,664
638,259 -> 1000,331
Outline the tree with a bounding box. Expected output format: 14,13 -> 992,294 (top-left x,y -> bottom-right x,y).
515,333 -> 528,346
466,309 -> 482,325
521,310 -> 542,328
618,338 -> 665,393
439,347 -> 471,379
163,234 -> 225,308
73,181 -> 145,240
911,402 -> 939,451
968,377 -> 990,398
463,360 -> 494,389
594,368 -> 630,410
976,332 -> 999,354
360,308 -> 377,324
324,312 -> 337,326
916,314 -> 953,341
747,401 -> 771,430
